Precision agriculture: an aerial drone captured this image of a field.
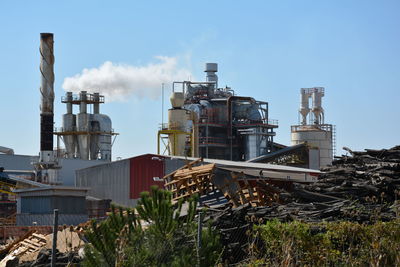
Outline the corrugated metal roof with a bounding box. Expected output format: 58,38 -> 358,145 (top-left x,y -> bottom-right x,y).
0,172 -> 49,188
15,186 -> 88,197
218,167 -> 318,183
166,155 -> 321,174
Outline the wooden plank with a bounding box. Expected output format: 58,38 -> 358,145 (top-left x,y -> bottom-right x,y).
20,241 -> 41,250
31,233 -> 47,241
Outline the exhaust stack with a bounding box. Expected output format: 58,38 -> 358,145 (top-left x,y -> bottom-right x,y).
39,33 -> 55,162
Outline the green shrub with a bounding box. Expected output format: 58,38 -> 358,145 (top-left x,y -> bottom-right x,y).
252,219 -> 400,266
82,186 -> 222,267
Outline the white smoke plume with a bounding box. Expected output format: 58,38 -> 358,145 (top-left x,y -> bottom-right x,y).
62,56 -> 192,102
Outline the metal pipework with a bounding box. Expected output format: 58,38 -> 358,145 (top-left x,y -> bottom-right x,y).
65,92 -> 73,114
79,91 -> 87,113
226,96 -> 254,160
205,63 -> 218,88
172,81 -> 216,93
39,33 -> 55,153
190,111 -> 199,157
93,93 -> 100,114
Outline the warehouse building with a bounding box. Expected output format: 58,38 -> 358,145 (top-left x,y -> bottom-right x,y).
15,186 -> 88,226
75,154 -> 168,207
75,153 -> 320,207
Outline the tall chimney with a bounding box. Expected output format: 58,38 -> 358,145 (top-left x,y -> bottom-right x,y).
39,33 -> 55,162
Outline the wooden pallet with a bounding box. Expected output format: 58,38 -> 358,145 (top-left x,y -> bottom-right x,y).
9,233 -> 47,257
164,159 -> 216,202
217,171 -> 282,207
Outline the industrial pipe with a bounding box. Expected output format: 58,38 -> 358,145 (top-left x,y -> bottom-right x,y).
93,93 -> 100,114
190,111 -> 199,157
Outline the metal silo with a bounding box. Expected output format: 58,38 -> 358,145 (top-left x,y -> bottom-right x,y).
168,92 -> 190,156
62,92 -> 76,157
76,91 -> 90,160
291,87 -> 334,168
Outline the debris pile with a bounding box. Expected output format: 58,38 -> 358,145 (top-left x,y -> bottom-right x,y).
0,228 -> 84,266
202,146 -> 400,264
18,248 -> 81,267
163,158 -> 314,207
306,146 -> 400,203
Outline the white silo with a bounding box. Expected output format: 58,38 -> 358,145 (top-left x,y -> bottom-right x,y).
168,92 -> 190,156
291,87 -> 334,168
311,87 -> 324,124
299,88 -> 311,125
291,125 -> 333,167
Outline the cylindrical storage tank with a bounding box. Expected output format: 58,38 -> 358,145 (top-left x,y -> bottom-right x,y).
291,126 -> 333,167
92,114 -> 112,161
62,113 -> 76,158
168,109 -> 189,156
62,92 -> 76,158
77,91 -> 90,160
76,113 -> 90,160
89,114 -> 100,160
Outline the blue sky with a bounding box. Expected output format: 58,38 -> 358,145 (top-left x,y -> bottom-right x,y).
0,1 -> 399,159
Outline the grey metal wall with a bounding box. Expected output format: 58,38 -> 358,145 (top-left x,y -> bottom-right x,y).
75,159 -> 137,207
20,196 -> 86,214
0,154 -> 38,170
164,157 -> 186,175
0,154 -> 107,186
58,158 -> 106,186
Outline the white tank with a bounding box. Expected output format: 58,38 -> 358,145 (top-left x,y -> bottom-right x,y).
168,109 -> 189,156
291,125 -> 333,167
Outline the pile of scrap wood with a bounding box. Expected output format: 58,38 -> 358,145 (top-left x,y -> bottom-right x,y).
0,227 -> 85,266
0,231 -> 46,265
200,146 -> 400,264
302,146 -> 400,203
163,159 -> 305,207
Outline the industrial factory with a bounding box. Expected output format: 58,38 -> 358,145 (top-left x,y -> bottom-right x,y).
158,63 -> 278,161
0,33 -> 335,228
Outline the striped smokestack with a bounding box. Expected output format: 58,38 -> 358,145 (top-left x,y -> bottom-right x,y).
39,33 -> 55,158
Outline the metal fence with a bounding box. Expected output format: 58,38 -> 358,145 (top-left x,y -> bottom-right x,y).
4,205 -> 256,266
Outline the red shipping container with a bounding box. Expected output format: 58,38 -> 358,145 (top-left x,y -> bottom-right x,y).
129,154 -> 165,199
